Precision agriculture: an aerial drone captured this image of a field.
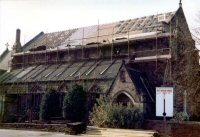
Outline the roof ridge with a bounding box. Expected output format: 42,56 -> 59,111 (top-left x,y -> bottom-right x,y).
43,10 -> 176,34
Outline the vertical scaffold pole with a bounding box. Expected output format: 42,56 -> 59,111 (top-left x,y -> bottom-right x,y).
45,31 -> 47,66
82,27 -> 84,59
169,21 -> 172,83
97,19 -> 100,58
111,27 -> 114,63
156,12 -> 158,71
128,30 -> 130,60
67,29 -> 70,61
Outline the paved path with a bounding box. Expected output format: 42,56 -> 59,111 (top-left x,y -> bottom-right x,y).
0,128 -> 155,137
85,127 -> 155,137
0,129 -> 72,137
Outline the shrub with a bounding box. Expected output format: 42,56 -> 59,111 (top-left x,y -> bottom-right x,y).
63,84 -> 86,122
39,88 -> 60,121
172,112 -> 188,121
90,95 -> 144,129
89,95 -> 111,127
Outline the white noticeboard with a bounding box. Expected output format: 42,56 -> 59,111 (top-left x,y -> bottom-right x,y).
156,87 -> 174,117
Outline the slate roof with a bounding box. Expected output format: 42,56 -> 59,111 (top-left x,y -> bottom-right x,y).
0,59 -> 122,84
23,11 -> 175,52
0,60 -> 155,98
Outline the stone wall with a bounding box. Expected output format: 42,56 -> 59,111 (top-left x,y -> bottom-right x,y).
170,7 -> 198,112
146,120 -> 200,137
3,94 -> 18,122
109,65 -> 140,104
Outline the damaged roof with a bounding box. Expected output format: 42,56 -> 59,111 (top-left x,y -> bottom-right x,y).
23,11 -> 175,52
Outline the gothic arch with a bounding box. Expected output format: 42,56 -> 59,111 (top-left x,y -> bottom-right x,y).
113,91 -> 136,106
87,85 -> 101,111
57,83 -> 68,92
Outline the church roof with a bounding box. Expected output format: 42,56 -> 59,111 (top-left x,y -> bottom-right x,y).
0,59 -> 122,84
22,11 -> 176,52
0,59 -> 155,99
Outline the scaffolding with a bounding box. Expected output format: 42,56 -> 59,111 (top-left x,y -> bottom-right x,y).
0,14 -> 177,118
3,18 -> 175,94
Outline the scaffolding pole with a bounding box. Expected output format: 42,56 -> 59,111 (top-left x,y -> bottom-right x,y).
156,13 -> 158,71
169,20 -> 172,84
33,43 -> 36,64
23,48 -> 25,70
56,44 -> 59,65
82,27 -> 85,59
128,30 -> 130,60
111,27 -> 114,63
45,33 -> 47,67
97,19 -> 100,58
67,29 -> 71,60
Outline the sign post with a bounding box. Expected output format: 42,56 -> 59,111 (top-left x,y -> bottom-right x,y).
156,87 -> 174,134
163,91 -> 167,134
156,87 -> 174,117
183,90 -> 189,120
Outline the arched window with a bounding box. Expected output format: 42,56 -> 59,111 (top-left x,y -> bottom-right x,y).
30,84 -> 43,93
57,84 -> 67,93
57,84 -> 67,115
114,91 -> 135,106
88,85 -> 101,111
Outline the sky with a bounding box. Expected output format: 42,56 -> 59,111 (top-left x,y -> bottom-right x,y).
0,0 -> 199,54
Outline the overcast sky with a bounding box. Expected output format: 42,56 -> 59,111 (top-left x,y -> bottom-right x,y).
0,0 -> 199,54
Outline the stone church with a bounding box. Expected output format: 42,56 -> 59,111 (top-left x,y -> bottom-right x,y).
0,2 -> 198,122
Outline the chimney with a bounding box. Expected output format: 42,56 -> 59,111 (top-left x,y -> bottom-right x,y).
179,0 -> 182,7
13,28 -> 22,53
16,29 -> 21,44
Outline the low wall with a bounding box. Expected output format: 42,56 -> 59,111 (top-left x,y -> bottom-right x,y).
145,120 -> 200,137
0,123 -> 68,132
